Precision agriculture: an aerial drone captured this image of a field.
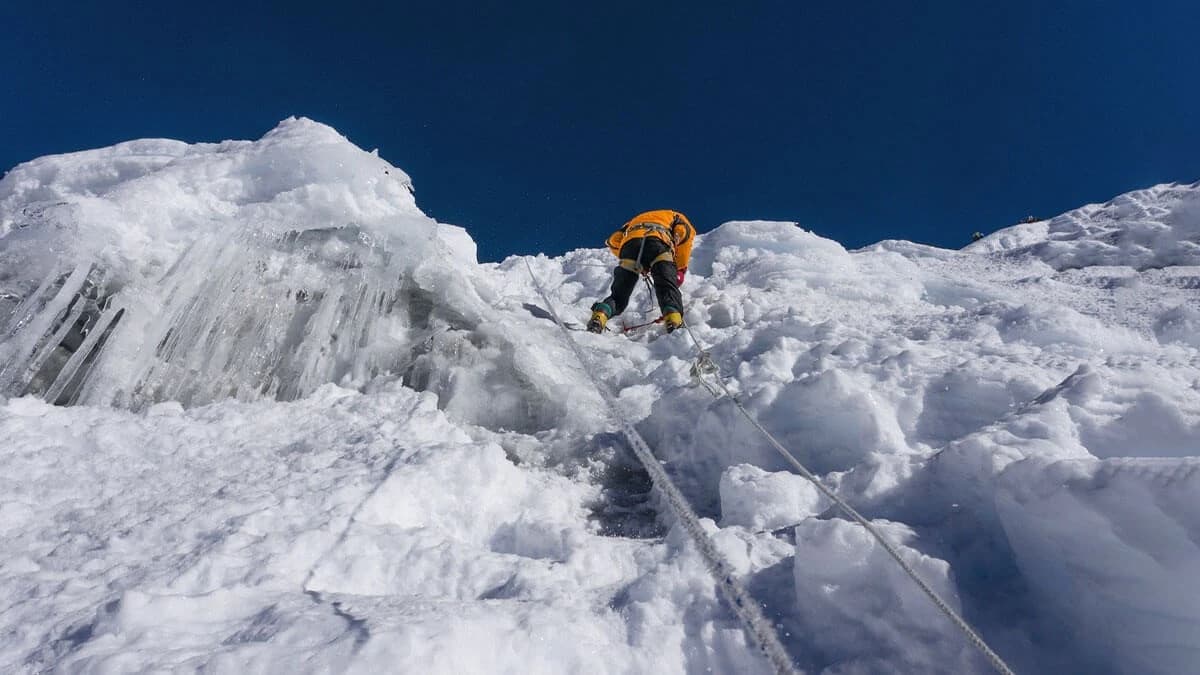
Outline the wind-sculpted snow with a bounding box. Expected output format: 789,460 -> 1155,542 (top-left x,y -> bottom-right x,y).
2,123 -> 1200,673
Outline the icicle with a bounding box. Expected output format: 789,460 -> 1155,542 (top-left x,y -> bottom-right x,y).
44,306 -> 125,405
0,218 -> 437,408
0,261 -> 93,395
15,290 -> 89,393
2,267 -> 59,337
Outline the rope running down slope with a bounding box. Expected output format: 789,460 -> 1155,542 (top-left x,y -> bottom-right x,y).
675,321 -> 1017,675
526,259 -> 799,675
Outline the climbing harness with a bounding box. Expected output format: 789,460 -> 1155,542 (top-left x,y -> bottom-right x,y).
617,250 -> 674,274
676,319 -> 1017,675
610,212 -> 688,266
617,232 -> 674,276
526,259 -> 799,675
621,220 -> 677,256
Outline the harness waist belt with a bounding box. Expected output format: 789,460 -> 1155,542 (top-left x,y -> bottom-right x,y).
629,222 -> 673,240
619,250 -> 675,274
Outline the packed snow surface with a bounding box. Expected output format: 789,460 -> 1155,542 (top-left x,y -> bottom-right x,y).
2,119 -> 1199,674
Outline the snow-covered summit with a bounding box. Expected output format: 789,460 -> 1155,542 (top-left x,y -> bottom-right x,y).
2,123 -> 1199,674
968,180 -> 1200,269
0,117 -> 420,240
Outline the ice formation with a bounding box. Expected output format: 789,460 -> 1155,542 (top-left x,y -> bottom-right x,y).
1,120 -> 1199,674
0,118 -> 491,409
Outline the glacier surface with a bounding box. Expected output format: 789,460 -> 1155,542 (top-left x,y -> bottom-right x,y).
1,119 -> 1199,674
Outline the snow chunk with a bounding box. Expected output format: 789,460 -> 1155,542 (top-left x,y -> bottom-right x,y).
792,518 -> 975,673
997,456 -> 1200,675
1155,304 -> 1200,348
763,369 -> 909,474
690,221 -> 857,294
436,223 -> 478,264
718,464 -> 826,530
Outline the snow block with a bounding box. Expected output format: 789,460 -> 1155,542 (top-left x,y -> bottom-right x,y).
996,456 -> 1200,675
763,369 -> 909,474
792,518 -> 975,673
718,464 -> 825,530
1155,304 -> 1200,348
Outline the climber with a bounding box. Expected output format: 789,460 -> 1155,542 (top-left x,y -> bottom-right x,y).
588,209 -> 696,334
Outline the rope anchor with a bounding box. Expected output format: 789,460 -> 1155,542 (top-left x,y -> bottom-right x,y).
689,351 -> 724,398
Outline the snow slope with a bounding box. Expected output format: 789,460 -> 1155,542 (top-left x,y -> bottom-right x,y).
2,119 -> 1199,674
966,181 -> 1200,270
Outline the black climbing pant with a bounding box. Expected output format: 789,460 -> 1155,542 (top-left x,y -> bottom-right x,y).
595,237 -> 682,317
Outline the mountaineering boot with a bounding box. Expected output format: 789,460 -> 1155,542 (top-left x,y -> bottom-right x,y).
662,311 -> 683,333
587,309 -> 609,333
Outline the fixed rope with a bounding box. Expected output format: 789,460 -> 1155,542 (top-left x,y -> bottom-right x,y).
677,320 -> 1017,675
525,260 -> 799,675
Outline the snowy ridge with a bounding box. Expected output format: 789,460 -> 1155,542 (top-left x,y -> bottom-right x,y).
2,121 -> 1199,673
968,180 -> 1200,270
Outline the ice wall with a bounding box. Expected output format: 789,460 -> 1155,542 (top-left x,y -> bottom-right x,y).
0,118 -> 491,409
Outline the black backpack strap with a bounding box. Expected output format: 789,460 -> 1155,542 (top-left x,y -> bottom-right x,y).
670,212 -> 693,247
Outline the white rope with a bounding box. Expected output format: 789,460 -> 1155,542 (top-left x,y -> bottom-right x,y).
677,322 -> 1017,675
526,260 -> 799,675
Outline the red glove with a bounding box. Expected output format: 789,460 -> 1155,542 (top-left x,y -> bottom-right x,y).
676,268 -> 687,286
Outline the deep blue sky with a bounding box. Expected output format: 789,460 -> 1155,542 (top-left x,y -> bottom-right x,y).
3,2 -> 1198,261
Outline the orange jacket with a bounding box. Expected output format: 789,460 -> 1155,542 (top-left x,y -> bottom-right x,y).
605,210 -> 696,270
